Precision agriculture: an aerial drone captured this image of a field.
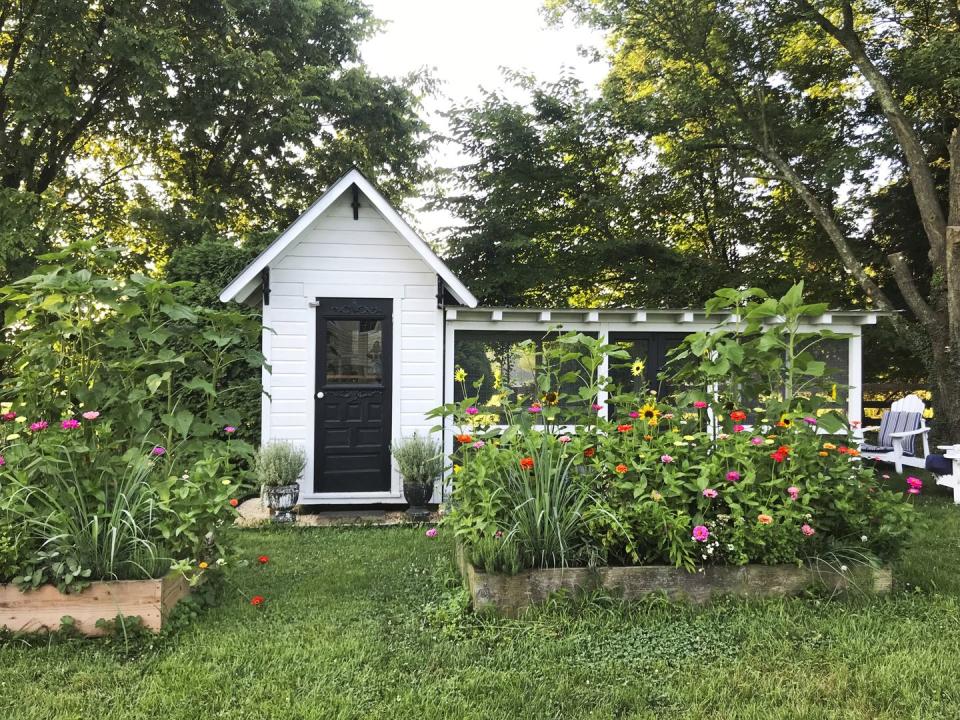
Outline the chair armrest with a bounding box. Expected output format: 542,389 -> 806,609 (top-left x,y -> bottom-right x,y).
861,426 -> 880,433
889,427 -> 930,438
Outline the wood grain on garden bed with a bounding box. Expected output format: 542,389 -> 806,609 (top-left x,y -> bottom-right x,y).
0,572 -> 190,636
458,551 -> 892,617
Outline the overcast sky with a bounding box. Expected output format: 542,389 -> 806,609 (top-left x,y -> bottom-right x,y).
361,1 -> 608,235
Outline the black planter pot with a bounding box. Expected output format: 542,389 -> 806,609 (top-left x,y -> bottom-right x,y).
403,480 -> 433,520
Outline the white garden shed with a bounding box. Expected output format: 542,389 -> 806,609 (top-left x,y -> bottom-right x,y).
221,168 -> 878,506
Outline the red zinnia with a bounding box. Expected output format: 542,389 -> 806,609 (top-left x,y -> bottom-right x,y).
250,595 -> 265,606
583,447 -> 595,458
258,555 -> 269,564
617,424 -> 633,433
519,456 -> 534,470
837,445 -> 849,455
770,450 -> 788,463
455,434 -> 473,444
730,410 -> 747,422
229,498 -> 239,507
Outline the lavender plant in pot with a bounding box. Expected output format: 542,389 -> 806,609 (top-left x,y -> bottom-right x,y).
256,441 -> 306,523
392,434 -> 442,520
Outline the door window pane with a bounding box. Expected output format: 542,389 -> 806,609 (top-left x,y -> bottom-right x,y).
325,319 -> 383,384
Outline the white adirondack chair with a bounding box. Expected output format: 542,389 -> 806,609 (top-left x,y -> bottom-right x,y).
928,445 -> 960,504
858,394 -> 931,473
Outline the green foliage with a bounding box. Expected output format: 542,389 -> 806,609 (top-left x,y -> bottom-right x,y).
434,290 -> 915,573
254,442 -> 306,488
391,433 -> 444,487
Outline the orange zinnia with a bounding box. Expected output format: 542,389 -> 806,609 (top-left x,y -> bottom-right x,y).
455,434 -> 473,444
583,447 -> 595,458
617,424 -> 633,433
730,410 -> 747,422
757,514 -> 773,525
644,434 -> 653,441
519,456 -> 534,470
615,463 -> 628,474
818,451 -> 829,457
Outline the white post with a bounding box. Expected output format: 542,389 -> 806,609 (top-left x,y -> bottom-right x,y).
597,326 -> 610,421
848,331 -> 863,427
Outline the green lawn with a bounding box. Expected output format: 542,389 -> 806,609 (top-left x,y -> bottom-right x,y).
3,489 -> 959,719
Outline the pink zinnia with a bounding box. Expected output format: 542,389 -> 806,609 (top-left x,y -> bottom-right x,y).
787,486 -> 800,501
472,440 -> 486,449
0,455 -> 5,466
803,417 -> 817,426
693,401 -> 708,409
702,488 -> 718,499
29,420 -> 48,432
592,403 -> 603,412
692,525 -> 710,542
906,476 -> 922,495
558,435 -> 572,444
224,425 -> 237,434
61,418 -> 80,430
733,424 -> 745,433
663,413 -> 674,420
726,471 -> 740,482
750,436 -> 764,445
528,405 -> 542,414
425,527 -> 438,538
151,446 -> 166,456
629,411 -> 640,419
801,524 -> 815,537
1,411 -> 16,421
82,411 -> 100,421
660,454 -> 673,464
465,407 -> 478,416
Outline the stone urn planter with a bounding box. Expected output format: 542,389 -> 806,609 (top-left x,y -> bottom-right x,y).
403,481 -> 434,520
262,482 -> 300,524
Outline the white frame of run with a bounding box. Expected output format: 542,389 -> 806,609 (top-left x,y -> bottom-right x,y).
934,445 -> 960,504
440,307 -> 874,494
858,393 -> 932,473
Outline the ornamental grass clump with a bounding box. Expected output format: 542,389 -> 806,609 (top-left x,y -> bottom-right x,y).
255,441 -> 307,487
392,433 -> 443,487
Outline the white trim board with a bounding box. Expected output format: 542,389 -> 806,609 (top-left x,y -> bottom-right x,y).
219,168 -> 478,308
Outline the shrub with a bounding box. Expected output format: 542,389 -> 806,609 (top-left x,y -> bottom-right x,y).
255,442 -> 307,487
430,285 -> 916,573
392,433 -> 443,487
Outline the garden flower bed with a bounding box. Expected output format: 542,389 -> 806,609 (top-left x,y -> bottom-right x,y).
431,287 -> 917,612
0,572 -> 190,636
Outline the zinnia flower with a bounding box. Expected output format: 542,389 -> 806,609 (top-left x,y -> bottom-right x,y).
592,403 -> 603,412
250,595 -> 265,606
258,555 -> 269,564
81,411 -> 99,421
822,442 -> 837,450
615,463 -> 629,474
29,420 -> 48,432
61,418 -> 80,430
726,471 -> 741,483
702,488 -> 718,499
0,455 -> 5,466
692,525 -> 710,542
151,446 -> 166,456
425,527 -> 438,538
558,435 -> 571,444
757,514 -> 773,525
455,434 -> 472,444
617,424 -> 633,433
693,401 -> 708,409
660,454 -> 673,463
750,436 -> 764,446
906,476 -> 922,495
198,561 -> 209,569
229,498 -> 239,507
465,406 -> 478,416
733,424 -> 745,433
224,425 -> 237,434
1,411 -> 17,421
629,411 -> 640,419
803,417 -> 817,426
730,410 -> 747,422
583,447 -> 595,458
519,457 -> 534,470
801,524 -> 815,537
528,404 -> 542,414
472,440 -> 486,449
787,486 -> 800,501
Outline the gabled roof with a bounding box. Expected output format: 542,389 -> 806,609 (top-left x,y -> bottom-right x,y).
219,168 -> 478,307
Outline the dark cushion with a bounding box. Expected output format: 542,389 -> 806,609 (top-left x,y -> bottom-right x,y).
926,454 -> 953,476
861,444 -> 895,454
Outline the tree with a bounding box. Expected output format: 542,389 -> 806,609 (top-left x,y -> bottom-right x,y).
555,0 -> 960,439
0,0 -> 432,280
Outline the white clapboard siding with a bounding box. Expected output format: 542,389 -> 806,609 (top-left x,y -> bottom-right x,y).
261,189 -> 445,504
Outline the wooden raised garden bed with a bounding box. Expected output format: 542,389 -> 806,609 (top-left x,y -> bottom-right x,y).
457,552 -> 892,617
0,572 -> 190,636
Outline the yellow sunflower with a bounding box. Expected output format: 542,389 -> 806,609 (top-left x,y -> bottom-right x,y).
639,402 -> 660,423
542,391 -> 559,406
630,358 -> 646,377
454,367 -> 467,382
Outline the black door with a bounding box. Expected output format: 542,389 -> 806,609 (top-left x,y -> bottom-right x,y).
314,298 -> 392,493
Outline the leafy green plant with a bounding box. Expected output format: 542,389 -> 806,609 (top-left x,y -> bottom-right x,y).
255,442 -> 306,487
392,433 -> 443,487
